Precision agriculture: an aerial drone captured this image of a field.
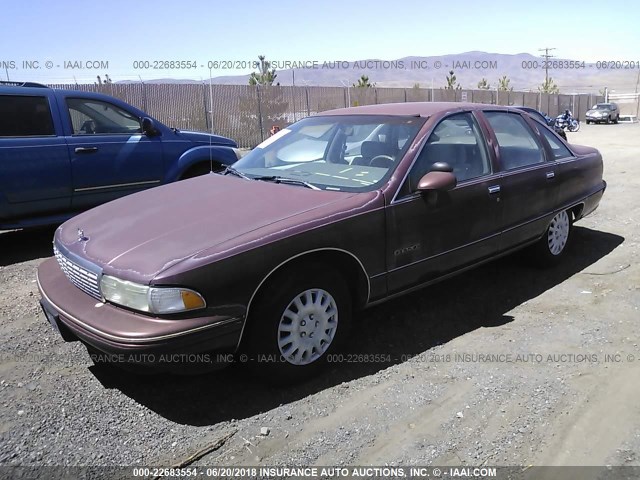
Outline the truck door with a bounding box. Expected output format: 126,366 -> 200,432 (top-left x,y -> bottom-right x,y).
63,96 -> 164,210
0,92 -> 71,223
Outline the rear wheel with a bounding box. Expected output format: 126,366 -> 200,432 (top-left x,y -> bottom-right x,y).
243,265 -> 352,383
530,210 -> 572,265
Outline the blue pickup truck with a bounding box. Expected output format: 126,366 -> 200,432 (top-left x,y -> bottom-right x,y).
0,82 -> 240,229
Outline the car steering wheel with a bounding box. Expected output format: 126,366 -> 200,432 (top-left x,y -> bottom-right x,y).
369,154 -> 394,168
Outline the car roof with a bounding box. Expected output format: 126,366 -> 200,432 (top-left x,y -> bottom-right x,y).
511,106 -> 537,112
319,101 -> 511,117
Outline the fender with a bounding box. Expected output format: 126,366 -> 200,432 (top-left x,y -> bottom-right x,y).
164,145 -> 240,182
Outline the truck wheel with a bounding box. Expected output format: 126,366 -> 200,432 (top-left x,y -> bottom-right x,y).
244,264 -> 352,383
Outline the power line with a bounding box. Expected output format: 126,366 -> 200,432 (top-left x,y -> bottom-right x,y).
538,47 -> 557,87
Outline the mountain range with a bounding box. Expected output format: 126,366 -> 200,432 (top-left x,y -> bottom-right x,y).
121,52 -> 639,93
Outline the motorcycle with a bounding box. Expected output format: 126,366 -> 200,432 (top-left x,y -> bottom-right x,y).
555,111 -> 581,132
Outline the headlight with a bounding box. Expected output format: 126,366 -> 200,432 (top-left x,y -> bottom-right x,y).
100,275 -> 206,314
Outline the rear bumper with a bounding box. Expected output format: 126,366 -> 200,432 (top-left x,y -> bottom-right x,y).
37,257 -> 243,367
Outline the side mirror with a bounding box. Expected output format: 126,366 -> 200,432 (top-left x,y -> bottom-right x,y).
417,162 -> 457,192
142,117 -> 159,136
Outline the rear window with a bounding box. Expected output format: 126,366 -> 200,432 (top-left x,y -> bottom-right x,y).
0,95 -> 55,137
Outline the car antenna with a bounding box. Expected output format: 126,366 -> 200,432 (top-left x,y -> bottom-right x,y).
208,70 -> 215,174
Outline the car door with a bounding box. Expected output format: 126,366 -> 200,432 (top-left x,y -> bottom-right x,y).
0,92 -> 71,222
386,112 -> 502,295
63,96 -> 164,209
535,124 -> 583,209
480,111 -> 558,250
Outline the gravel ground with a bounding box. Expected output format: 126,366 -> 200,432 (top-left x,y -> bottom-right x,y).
0,124 -> 639,477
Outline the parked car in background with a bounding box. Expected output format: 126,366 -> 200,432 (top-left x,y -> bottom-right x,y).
586,103 -> 620,124
513,106 -> 567,140
0,81 -> 240,230
38,102 -> 606,382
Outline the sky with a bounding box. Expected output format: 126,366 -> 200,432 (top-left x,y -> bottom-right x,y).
1,0 -> 639,84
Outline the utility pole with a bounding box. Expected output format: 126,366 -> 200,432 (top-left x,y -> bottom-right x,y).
538,47 -> 557,87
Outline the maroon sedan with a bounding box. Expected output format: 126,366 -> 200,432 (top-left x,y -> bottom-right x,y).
37,102 -> 606,381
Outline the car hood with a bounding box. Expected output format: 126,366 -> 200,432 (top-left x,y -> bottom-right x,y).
586,109 -> 606,114
177,130 -> 237,146
56,174 -> 357,282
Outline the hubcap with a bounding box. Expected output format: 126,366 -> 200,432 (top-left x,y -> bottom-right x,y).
277,288 -> 338,366
547,211 -> 570,255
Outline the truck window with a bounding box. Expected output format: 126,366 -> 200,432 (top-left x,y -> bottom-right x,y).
0,95 -> 55,137
66,98 -> 141,135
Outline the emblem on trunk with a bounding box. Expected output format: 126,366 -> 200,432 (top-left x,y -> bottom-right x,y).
77,228 -> 88,242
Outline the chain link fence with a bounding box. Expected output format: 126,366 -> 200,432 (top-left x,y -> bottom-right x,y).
50,83 -> 605,148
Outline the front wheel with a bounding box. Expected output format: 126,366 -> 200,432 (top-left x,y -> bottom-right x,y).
530,210 -> 572,266
243,265 -> 352,383
568,120 -> 580,132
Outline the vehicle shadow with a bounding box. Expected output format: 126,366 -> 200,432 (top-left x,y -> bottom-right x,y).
90,226 -> 624,426
0,227 -> 56,266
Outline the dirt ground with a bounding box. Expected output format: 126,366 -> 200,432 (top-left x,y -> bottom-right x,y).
0,123 -> 639,476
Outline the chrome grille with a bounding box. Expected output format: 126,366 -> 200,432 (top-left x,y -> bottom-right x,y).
54,245 -> 102,300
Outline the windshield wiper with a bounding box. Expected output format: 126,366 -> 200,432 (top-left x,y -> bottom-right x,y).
254,176 -> 320,190
220,165 -> 252,180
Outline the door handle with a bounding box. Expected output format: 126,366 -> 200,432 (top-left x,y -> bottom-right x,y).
546,171 -> 555,179
74,147 -> 98,154
488,185 -> 501,194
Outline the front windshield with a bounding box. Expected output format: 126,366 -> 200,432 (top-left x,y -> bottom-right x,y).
595,104 -> 612,110
233,114 -> 425,192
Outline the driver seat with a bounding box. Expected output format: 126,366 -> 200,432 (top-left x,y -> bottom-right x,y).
352,141 -> 394,167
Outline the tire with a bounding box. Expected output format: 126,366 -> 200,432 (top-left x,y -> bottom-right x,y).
606,116 -> 611,124
243,264 -> 352,383
569,121 -> 580,132
614,115 -> 619,124
586,120 -> 591,125
530,210 -> 572,266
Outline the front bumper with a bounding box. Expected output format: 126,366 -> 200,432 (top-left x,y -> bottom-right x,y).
586,115 -> 607,122
37,257 -> 243,367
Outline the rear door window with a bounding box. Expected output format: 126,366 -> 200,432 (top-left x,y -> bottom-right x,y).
0,95 -> 55,137
484,112 -> 545,170
539,128 -> 573,160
